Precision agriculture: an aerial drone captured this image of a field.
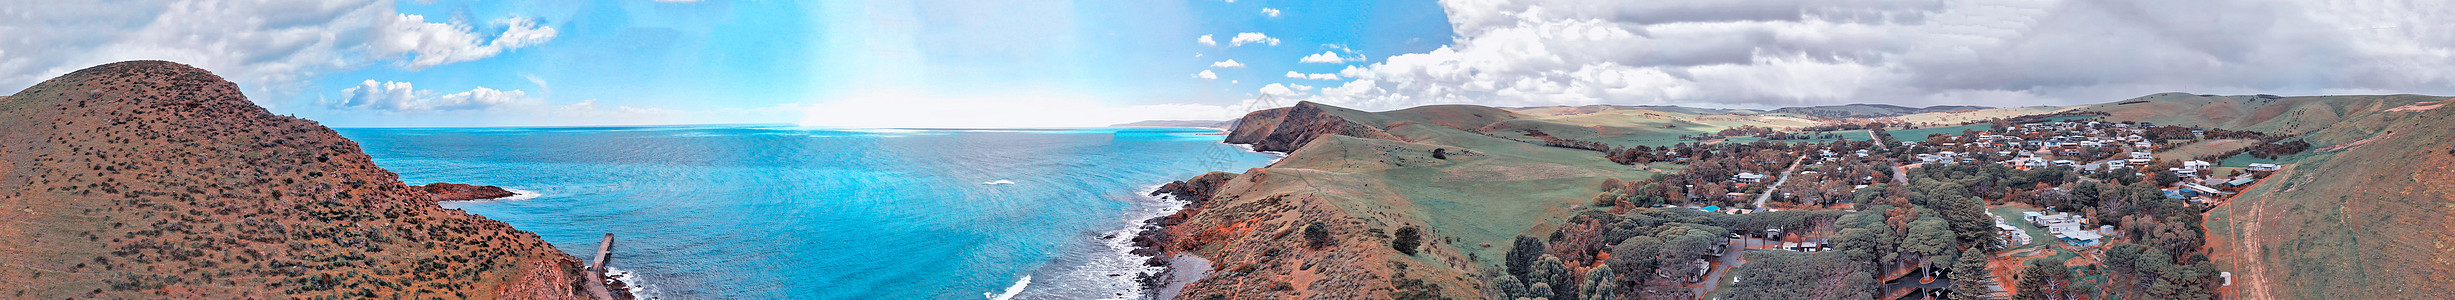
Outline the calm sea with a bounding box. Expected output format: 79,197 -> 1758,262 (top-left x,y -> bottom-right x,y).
336,125 -> 1273,299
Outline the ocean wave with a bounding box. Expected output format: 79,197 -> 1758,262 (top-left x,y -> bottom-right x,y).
986,275 -> 1030,300
496,188 -> 542,201
983,179 -> 1017,185
605,266 -> 657,299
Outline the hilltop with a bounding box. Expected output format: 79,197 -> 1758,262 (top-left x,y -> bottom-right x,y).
0,61 -> 608,298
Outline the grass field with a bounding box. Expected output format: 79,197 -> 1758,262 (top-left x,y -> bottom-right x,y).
1885,123 -> 1996,142
2156,139 -> 2257,161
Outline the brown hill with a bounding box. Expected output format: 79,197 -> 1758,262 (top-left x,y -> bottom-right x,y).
2087,93 -> 2455,300
0,61 -> 600,299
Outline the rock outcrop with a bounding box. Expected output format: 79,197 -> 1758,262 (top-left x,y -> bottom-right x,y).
0,61 -> 604,299
419,183 -> 518,201
1224,101 -> 1403,152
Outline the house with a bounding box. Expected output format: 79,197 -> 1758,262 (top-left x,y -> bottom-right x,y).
2183,160 -> 2213,170
1733,173 -> 1769,183
2247,163 -> 2281,172
2135,141 -> 2154,148
2183,183 -> 2225,196
1779,241 -> 1825,252
2128,151 -> 2155,159
2025,211 -> 2102,247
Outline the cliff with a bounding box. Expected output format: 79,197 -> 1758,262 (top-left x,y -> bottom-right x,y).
0,61 -> 601,299
1224,101 -> 1406,152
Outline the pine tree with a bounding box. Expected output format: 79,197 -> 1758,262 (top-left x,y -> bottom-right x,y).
1950,247 -> 1994,300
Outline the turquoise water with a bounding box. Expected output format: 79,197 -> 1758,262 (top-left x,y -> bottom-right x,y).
336,125 -> 1273,299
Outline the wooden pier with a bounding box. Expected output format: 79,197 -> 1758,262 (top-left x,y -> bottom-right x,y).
583,233 -> 616,300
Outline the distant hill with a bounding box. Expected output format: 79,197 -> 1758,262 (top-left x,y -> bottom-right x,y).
0,61 -> 603,298
1109,119 -> 1230,128
1770,103 -> 1992,118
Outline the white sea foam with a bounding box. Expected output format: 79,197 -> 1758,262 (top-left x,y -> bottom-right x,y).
987,275 -> 1031,300
983,179 -> 1017,185
604,266 -> 658,299
496,188 -> 542,201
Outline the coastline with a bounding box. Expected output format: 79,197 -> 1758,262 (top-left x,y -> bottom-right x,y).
1128,141 -> 1278,299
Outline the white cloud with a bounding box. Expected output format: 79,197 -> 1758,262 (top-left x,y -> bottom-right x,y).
1299,51 -> 1353,63
1285,71 -> 1340,80
1308,0 -> 2455,111
1195,69 -> 1219,79
1210,59 -> 1246,68
0,1 -> 558,105
1260,83 -> 1313,98
1262,8 -> 1282,17
372,14 -> 558,69
1197,34 -> 1217,47
1230,32 -> 1280,47
333,80 -> 532,111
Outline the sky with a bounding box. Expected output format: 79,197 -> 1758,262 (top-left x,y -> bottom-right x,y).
3,0 -> 2452,128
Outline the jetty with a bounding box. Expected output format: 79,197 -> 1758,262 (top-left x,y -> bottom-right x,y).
584,233 -> 616,300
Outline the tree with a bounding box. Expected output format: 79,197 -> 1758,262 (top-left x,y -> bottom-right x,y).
1576,266 -> 1615,300
1950,247 -> 1994,300
1506,235 -> 1547,279
1525,255 -> 1574,300
1606,236 -> 1665,285
2014,257 -> 2074,300
1392,226 -> 1424,255
1304,222 -> 1334,249
1901,216 -> 1956,269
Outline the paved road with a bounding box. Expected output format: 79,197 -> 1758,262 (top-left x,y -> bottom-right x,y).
1868,130 -> 1890,150
1753,155 -> 1808,210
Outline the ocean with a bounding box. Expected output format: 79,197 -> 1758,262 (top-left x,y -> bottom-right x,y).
335,125 -> 1275,299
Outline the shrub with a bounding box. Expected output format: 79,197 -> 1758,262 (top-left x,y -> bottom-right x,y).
1391,226 -> 1423,255
1303,222 -> 1333,249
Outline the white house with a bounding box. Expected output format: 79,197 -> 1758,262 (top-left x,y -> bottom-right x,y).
2247,163 -> 2281,172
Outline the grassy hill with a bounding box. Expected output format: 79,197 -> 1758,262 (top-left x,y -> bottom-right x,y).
2082,93 -> 2455,300
0,61 -> 600,299
1151,102 -> 1663,299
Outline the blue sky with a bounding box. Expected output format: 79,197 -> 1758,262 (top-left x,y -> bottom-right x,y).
7,0 -> 2455,127
299,0 -> 1450,127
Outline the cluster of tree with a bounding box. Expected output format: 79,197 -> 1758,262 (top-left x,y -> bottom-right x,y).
1716,125 -> 1778,137
1800,122 -> 1888,132
2096,242 -> 2219,299
1489,210 -> 1735,300
2239,139 -> 2312,159
1771,158 -> 1895,206
1762,132 -> 1848,141
1519,129 -> 1615,153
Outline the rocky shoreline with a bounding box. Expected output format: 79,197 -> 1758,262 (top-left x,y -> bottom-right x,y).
1128,172 -> 1239,299
416,182 -> 517,201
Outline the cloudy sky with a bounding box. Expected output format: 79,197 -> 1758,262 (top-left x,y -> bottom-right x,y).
2,0 -> 2450,127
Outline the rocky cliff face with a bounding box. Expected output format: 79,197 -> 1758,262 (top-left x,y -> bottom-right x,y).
1225,101 -> 1404,152
0,61 -> 598,299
